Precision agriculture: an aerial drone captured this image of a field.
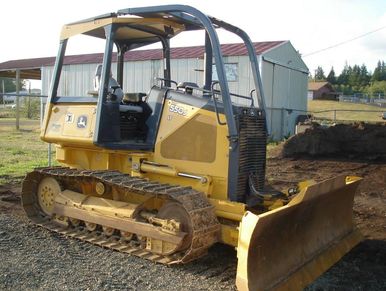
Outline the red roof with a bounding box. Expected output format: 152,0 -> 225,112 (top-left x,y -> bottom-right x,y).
0,57 -> 55,71
308,81 -> 333,91
0,41 -> 285,71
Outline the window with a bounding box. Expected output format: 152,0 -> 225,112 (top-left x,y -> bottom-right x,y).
212,63 -> 238,82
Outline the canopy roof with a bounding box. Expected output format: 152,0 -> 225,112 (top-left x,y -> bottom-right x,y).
61,16 -> 187,42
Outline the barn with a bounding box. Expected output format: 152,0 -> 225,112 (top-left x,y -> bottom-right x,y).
0,41 -> 308,140
308,81 -> 339,100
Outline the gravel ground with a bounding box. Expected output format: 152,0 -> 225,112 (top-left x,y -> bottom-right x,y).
0,203 -> 237,291
0,199 -> 385,291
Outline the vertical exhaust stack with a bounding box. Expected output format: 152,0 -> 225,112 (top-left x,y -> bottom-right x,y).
236,175 -> 362,290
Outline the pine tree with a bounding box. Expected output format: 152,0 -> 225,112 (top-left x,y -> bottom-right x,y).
337,62 -> 350,85
314,66 -> 326,81
348,65 -> 361,88
359,64 -> 370,87
381,61 -> 386,81
326,67 -> 336,84
372,60 -> 382,82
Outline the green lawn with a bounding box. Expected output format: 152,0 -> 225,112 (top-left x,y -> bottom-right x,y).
308,100 -> 385,122
0,126 -> 56,185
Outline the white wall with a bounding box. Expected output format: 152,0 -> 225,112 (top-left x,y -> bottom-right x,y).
42,63 -> 95,96
42,59 -> 203,96
259,42 -> 308,140
41,43 -> 308,140
42,56 -> 254,97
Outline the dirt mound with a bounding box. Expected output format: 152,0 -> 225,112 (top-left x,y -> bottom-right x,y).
282,122 -> 386,159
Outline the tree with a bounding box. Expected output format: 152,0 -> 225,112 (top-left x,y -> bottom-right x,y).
326,67 -> 336,84
367,80 -> 386,97
316,60 -> 386,95
314,66 -> 326,81
348,64 -> 361,88
0,77 -> 25,93
307,72 -> 314,81
372,60 -> 386,82
337,62 -> 350,85
372,61 -> 381,81
0,77 -> 26,103
359,64 -> 370,87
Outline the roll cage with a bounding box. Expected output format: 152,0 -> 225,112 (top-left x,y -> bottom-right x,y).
48,4 -> 266,147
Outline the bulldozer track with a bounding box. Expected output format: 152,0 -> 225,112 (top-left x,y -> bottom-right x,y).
21,167 -> 220,265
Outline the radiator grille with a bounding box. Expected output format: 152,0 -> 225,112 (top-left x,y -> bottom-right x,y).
235,108 -> 267,202
120,113 -> 141,140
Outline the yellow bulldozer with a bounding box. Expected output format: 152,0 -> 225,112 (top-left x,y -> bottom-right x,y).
22,5 -> 362,290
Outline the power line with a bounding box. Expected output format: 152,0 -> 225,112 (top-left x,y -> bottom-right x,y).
303,25 -> 386,57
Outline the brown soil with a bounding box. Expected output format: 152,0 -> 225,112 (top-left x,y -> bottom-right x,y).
272,123 -> 386,289
276,123 -> 386,241
283,122 -> 386,160
267,154 -> 386,241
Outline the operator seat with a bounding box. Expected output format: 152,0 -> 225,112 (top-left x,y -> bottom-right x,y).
119,93 -> 147,113
93,64 -> 124,101
177,82 -> 199,94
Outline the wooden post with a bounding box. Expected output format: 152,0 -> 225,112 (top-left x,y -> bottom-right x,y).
28,81 -> 31,119
16,69 -> 20,130
2,80 -> 4,107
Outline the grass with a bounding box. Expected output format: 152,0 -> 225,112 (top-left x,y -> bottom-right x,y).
0,125 -> 56,185
0,117 -> 40,121
308,100 -> 386,122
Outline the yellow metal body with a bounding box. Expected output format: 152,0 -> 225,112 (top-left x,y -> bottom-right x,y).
39,13 -> 363,290
236,175 -> 362,290
54,190 -> 185,253
60,17 -> 185,41
43,101 -> 230,196
41,85 -> 363,290
42,100 -> 241,245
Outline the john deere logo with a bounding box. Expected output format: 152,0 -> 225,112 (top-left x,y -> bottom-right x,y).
65,113 -> 74,123
77,115 -> 87,128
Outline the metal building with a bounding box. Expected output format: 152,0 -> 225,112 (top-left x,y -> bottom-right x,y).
0,41 -> 308,140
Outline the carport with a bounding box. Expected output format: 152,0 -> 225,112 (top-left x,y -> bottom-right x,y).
0,57 -> 54,129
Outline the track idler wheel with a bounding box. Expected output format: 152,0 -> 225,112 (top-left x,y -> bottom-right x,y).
37,177 -> 61,215
140,201 -> 193,256
157,201 -> 192,251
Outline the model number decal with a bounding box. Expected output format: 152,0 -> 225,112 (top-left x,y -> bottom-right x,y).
169,103 -> 187,116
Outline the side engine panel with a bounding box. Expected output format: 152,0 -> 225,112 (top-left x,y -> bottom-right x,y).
42,103 -> 97,145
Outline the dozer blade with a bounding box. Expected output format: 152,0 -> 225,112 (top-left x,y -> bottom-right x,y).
236,175 -> 362,291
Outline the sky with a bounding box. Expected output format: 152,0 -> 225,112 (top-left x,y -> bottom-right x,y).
1,0 -> 386,88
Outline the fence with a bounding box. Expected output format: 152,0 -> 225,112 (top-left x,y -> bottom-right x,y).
0,93 -> 47,127
339,95 -> 386,108
0,94 -> 52,165
311,109 -> 385,123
